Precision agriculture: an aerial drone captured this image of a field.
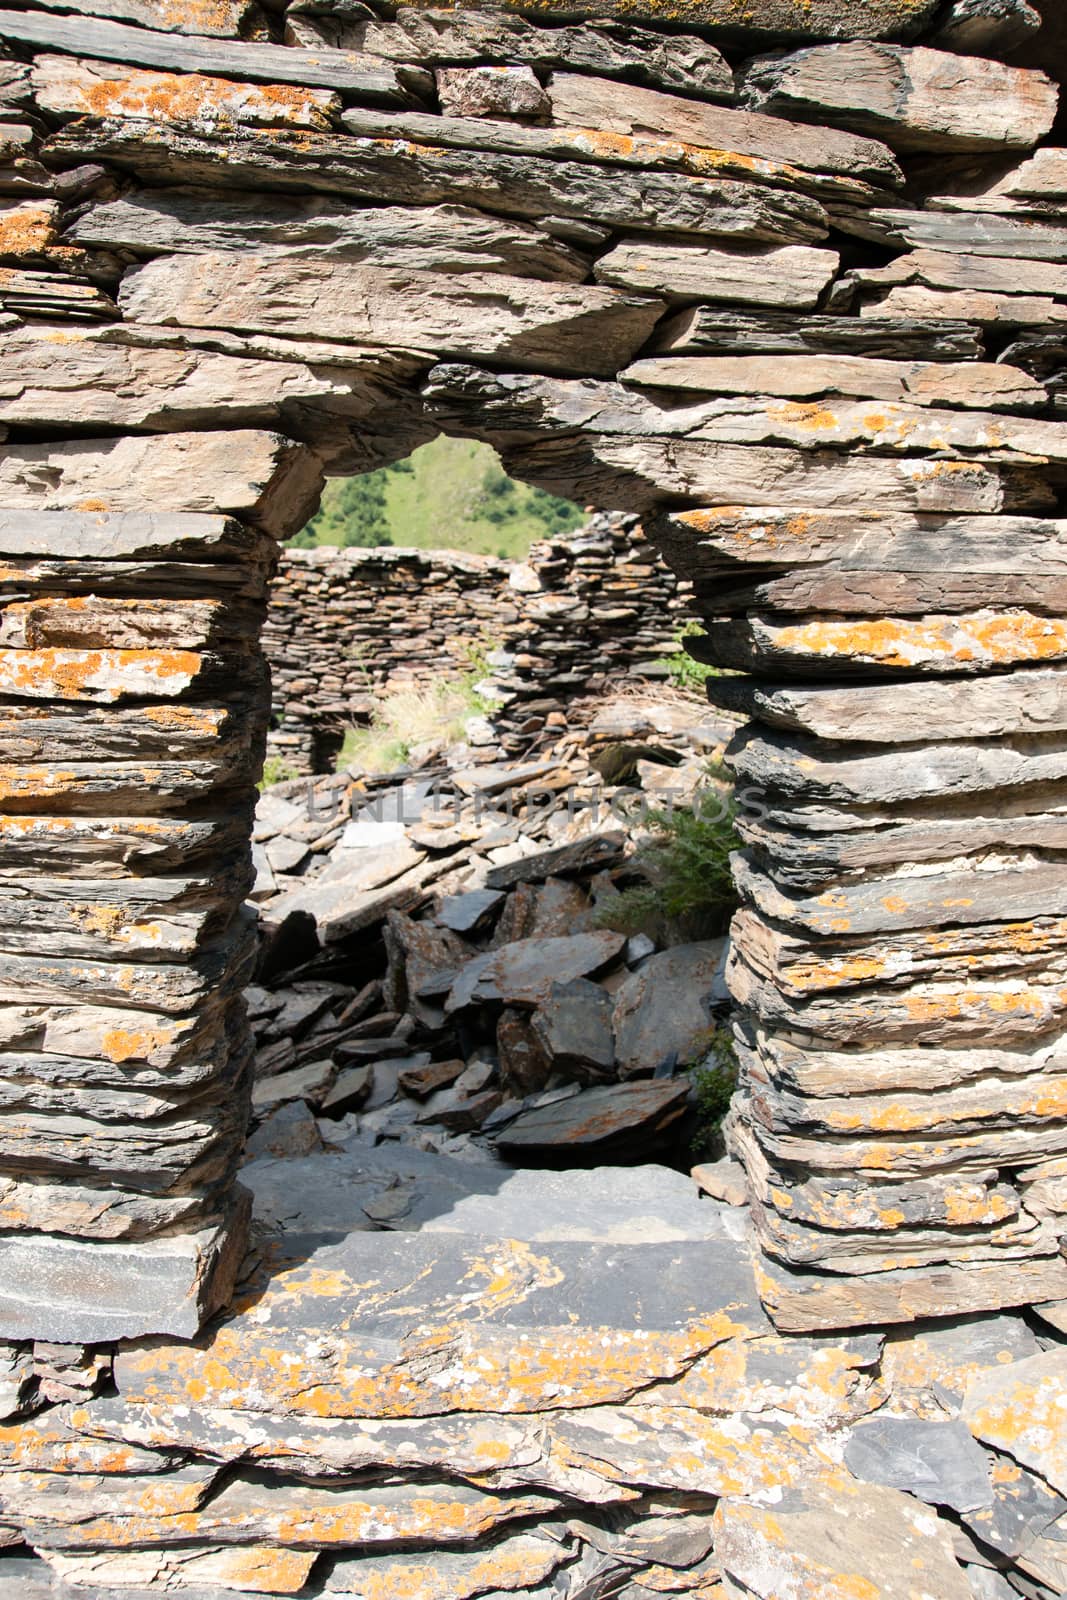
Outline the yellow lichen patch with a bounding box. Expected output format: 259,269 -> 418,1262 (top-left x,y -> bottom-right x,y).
45,62 -> 336,133
787,955 -> 888,993
0,200 -> 59,259
636,1336 -> 878,1426
771,612 -> 1067,669
71,904 -> 129,940
0,647 -> 202,702
0,1417 -> 147,1475
100,1022 -> 181,1064
767,401 -> 840,432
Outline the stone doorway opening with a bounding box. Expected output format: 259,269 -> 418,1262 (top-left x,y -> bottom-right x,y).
248,414 -> 741,1197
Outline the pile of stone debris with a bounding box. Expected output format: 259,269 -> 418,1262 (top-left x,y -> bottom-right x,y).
246,689 -> 734,1169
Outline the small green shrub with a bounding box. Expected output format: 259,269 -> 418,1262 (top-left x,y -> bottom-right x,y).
596,769 -> 739,945
690,1027 -> 739,1160
657,619 -> 718,694
260,755 -> 301,790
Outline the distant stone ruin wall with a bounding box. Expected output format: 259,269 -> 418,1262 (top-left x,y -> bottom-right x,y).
263,516 -> 692,771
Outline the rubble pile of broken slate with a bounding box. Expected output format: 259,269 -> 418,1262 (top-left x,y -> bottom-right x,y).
247,690 -> 734,1168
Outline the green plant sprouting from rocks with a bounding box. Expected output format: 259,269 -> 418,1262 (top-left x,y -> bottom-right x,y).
597,766 -> 740,946
259,754 -> 301,790
656,619 -> 719,694
690,1027 -> 740,1160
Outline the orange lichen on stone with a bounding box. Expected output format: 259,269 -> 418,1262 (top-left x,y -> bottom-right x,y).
768,401 -> 840,432
0,200 -> 58,259
101,1023 -> 182,1063
0,647 -> 202,702
772,612 -> 1067,668
41,61 -> 338,132
788,955 -> 888,992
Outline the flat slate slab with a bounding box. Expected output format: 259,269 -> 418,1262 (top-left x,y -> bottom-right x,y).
844,1415 -> 994,1513
416,1163 -> 738,1243
112,1228 -> 770,1419
0,1196 -> 248,1343
494,1079 -> 690,1154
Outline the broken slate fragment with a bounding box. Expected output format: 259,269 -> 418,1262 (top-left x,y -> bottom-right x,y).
964,1349 -> 1067,1494
495,1080 -> 690,1159
714,1473 -> 973,1600
960,1446 -> 1067,1560
531,978 -> 615,1079
844,1415 -> 993,1513
446,931 -> 626,1012
613,941 -> 729,1078
436,888 -> 505,934
245,1100 -> 323,1161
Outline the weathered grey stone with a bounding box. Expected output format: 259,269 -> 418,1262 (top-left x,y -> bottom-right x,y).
420,1164 -> 733,1245
439,366 -> 1067,462
24,0 -> 254,33
652,305 -> 983,359
845,1417 -> 993,1513
0,1343 -> 32,1421
530,979 -> 615,1078
447,931 -> 625,1012
323,1534 -> 571,1600
9,1468 -> 560,1555
595,240 -> 839,308
0,1193 -> 248,1342
964,1351 -> 1067,1494
548,71 -> 902,184
714,1474 -> 974,1599
35,1547 -> 318,1594
111,1228 -> 767,1417
47,121 -> 829,244
697,606 -> 1067,676
31,54 -> 341,131
625,353 -> 1045,410
437,888 -> 505,934
287,8 -> 735,102
500,433 -> 1051,516
754,1246 -> 1067,1333
0,322 -> 423,440
0,430 -> 321,539
437,64 -> 549,120
0,9 -> 431,99
495,1080 -> 690,1156
862,205 -> 1067,260
735,848 -> 1067,937
744,44 -> 1057,152
119,253 -> 662,378
70,191 -> 589,280
844,244 -> 1067,300
337,102 -> 846,215
961,1448 -> 1066,1560
708,668 -> 1067,743
613,942 -> 728,1078
934,0 -> 1042,52
456,0 -> 941,40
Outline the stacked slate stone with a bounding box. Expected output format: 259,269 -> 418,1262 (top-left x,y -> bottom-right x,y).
262,514 -> 690,774
0,0 -> 1063,1491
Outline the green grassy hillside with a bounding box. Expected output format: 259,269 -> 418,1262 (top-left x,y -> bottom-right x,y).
292,435 -> 585,559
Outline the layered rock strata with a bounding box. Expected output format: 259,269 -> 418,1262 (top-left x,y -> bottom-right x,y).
0,0 -> 1063,1435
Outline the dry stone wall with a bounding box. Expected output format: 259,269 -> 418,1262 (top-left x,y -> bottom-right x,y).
264,517 -> 690,772
0,0 -> 1063,1533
